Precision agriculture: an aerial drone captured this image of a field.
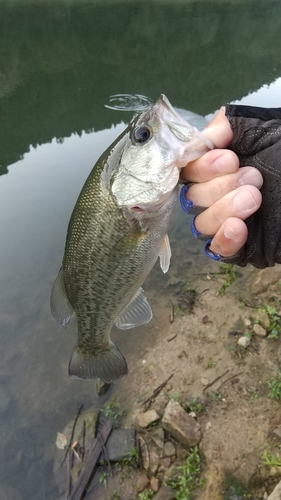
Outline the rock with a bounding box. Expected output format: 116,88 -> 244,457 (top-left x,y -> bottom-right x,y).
151,428 -> 165,449
253,323 -> 267,337
56,432 -> 67,450
162,400 -> 201,448
150,476 -> 160,492
136,409 -> 160,428
149,447 -> 161,474
95,380 -> 111,396
238,336 -> 250,348
252,310 -> 271,329
153,485 -> 176,500
201,376 -> 209,386
163,441 -> 176,457
251,268 -> 281,295
244,318 -> 252,327
274,426 -> 281,439
269,466 -> 281,479
268,479 -> 281,500
99,429 -> 136,462
136,471 -> 150,492
161,457 -> 172,468
139,436 -> 149,471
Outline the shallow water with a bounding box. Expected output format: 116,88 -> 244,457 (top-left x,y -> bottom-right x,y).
0,1 -> 280,498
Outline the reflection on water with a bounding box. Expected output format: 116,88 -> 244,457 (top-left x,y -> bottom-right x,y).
104,94 -> 154,111
0,0 -> 280,498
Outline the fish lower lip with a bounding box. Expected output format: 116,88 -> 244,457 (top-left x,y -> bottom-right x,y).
131,206 -> 145,211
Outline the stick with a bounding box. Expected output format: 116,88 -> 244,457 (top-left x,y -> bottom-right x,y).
203,369 -> 230,392
68,420 -> 113,500
61,404 -> 83,466
98,433 -> 112,475
141,373 -> 174,405
66,449 -> 73,499
218,371 -> 243,389
167,334 -> 177,342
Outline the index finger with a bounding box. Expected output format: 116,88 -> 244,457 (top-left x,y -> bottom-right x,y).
181,107 -> 237,183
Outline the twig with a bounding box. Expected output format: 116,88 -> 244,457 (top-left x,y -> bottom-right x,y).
61,404 -> 83,466
98,433 -> 112,476
66,449 -> 73,499
169,305 -> 174,324
167,334 -> 177,342
141,373 -> 174,405
218,371 -> 243,389
81,421 -> 86,461
68,420 -> 112,500
203,369 -> 230,392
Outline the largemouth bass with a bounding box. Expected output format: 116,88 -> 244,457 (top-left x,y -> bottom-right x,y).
51,95 -> 213,383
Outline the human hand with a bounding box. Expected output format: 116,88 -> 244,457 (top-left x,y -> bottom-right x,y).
181,108 -> 263,258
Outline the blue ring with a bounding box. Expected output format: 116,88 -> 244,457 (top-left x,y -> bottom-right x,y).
204,239 -> 221,261
191,216 -> 201,238
180,185 -> 193,214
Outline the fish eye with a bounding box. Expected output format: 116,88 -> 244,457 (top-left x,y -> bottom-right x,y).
133,125 -> 151,144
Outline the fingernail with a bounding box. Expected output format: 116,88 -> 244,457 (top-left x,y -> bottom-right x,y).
214,153 -> 236,173
224,223 -> 239,240
239,168 -> 263,187
233,190 -> 257,213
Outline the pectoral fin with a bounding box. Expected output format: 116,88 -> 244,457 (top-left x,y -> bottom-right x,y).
159,234 -> 171,273
50,268 -> 73,328
115,288 -> 152,330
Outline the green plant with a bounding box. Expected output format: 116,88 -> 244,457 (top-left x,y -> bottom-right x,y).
205,359 -> 216,369
110,491 -> 121,500
262,449 -> 281,467
263,304 -> 281,339
122,446 -> 140,469
103,399 -> 126,428
249,389 -> 261,400
185,398 -> 204,414
218,263 -> 237,295
138,489 -> 154,500
99,470 -> 109,486
266,373 -> 281,402
168,446 -> 204,499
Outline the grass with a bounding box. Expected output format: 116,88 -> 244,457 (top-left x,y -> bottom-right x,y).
218,263 -> 237,295
205,359 -> 216,369
263,304 -> 281,339
262,449 -> 281,467
266,373 -> 281,402
138,490 -> 154,500
168,446 -> 204,499
185,398 -> 204,415
102,399 -> 126,428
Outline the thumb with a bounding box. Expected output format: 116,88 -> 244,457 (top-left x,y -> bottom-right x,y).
202,107 -> 233,148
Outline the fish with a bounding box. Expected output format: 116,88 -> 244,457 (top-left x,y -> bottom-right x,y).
50,94 -> 213,383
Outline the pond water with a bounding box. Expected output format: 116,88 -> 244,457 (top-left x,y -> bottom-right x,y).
0,1 -> 280,498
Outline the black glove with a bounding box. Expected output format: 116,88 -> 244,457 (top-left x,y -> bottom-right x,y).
220,104 -> 281,268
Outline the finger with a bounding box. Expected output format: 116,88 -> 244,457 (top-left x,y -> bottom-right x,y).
209,218 -> 248,258
202,107 -> 233,148
181,149 -> 239,183
194,185 -> 262,236
186,167 -> 263,207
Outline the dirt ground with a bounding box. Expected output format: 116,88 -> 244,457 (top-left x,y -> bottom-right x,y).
102,234 -> 281,498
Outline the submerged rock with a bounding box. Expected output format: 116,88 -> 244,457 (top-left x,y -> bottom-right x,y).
162,400 -> 201,447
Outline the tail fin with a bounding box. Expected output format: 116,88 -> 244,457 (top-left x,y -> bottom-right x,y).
68,341 -> 128,383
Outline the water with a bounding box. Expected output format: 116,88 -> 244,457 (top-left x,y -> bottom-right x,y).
0,1 -> 280,498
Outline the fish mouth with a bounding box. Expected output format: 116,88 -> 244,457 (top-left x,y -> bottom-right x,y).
155,94 -> 194,142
